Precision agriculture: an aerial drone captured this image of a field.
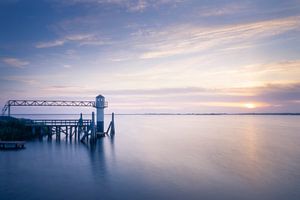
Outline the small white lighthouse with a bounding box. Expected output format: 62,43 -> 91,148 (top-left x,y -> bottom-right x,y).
95,95 -> 107,133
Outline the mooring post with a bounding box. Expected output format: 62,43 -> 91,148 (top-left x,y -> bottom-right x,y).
91,111 -> 95,140
95,95 -> 106,133
111,112 -> 115,135
78,113 -> 83,140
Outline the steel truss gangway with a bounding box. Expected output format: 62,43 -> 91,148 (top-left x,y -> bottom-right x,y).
1,100 -> 108,116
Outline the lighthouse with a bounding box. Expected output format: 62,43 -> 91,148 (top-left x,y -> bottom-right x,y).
95,95 -> 107,133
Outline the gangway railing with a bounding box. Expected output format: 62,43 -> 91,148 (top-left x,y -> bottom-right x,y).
26,119 -> 92,126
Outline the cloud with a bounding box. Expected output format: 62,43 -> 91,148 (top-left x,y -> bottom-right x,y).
122,83 -> 297,112
36,33 -> 108,48
36,40 -> 65,48
63,64 -> 72,68
1,57 -> 29,68
104,87 -> 208,96
135,16 -> 300,59
236,60 -> 300,74
2,76 -> 38,85
253,83 -> 300,102
41,85 -> 95,95
199,3 -> 247,17
126,0 -> 147,12
10,79 -> 299,112
105,82 -> 300,112
41,81 -> 300,101
198,59 -> 300,86
56,0 -> 184,12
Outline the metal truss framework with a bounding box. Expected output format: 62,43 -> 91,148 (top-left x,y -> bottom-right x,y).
1,100 -> 108,115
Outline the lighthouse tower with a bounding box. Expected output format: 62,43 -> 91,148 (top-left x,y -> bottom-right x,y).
95,95 -> 107,133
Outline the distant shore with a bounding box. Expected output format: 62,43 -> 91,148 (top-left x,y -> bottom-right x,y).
4,112 -> 300,116
115,113 -> 300,116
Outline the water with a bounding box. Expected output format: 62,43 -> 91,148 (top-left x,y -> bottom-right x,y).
1,115 -> 300,200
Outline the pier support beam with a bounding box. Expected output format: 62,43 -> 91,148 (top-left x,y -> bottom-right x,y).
65,126 -> 68,138
32,127 -> 36,136
48,126 -> 52,140
8,105 -> 10,116
74,126 -> 78,140
40,127 -> 44,138
69,126 -> 73,140
78,113 -> 83,140
56,126 -> 61,140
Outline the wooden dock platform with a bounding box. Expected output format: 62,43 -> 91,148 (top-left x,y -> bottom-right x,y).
0,141 -> 26,149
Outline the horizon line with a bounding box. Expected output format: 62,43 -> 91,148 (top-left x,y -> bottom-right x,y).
4,112 -> 300,116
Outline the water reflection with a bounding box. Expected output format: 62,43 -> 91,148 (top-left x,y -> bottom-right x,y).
1,115 -> 300,200
242,119 -> 260,183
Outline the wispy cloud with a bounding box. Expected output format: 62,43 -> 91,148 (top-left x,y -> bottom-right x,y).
43,85 -> 82,91
199,3 -> 247,17
126,0 -> 147,12
36,33 -> 108,48
35,40 -> 65,48
135,16 -> 300,59
63,64 -> 72,68
38,81 -> 300,112
41,85 -> 96,96
200,59 -> 300,84
1,57 -> 29,68
120,82 -> 299,112
235,60 -> 300,74
40,81 -> 300,101
2,76 -> 38,85
56,0 -> 184,12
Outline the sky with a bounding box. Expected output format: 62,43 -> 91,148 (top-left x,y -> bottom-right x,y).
0,0 -> 300,114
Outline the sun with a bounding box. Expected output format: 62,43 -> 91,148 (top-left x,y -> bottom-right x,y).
244,103 -> 256,109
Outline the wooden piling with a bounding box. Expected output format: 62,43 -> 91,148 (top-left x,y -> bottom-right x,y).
69,126 -> 73,139
111,112 -> 115,135
65,126 -> 68,138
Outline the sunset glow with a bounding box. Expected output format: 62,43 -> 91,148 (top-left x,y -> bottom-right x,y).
0,0 -> 299,113
244,103 -> 256,109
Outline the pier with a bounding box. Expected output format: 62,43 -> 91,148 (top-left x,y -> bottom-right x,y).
27,117 -> 93,141
0,141 -> 25,149
1,95 -> 115,142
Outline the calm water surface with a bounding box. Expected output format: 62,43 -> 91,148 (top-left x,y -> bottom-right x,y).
1,115 -> 300,200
